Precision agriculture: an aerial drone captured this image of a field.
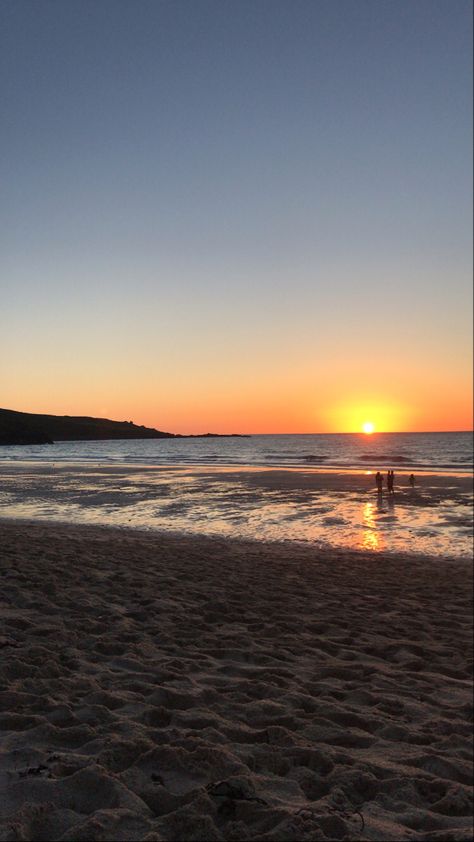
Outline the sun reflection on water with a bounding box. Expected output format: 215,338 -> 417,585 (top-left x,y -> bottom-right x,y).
361,501 -> 381,551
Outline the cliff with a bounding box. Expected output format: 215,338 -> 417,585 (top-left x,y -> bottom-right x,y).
0,409 -> 247,445
0,409 -> 174,445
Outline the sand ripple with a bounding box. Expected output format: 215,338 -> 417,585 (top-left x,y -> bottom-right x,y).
0,522 -> 472,840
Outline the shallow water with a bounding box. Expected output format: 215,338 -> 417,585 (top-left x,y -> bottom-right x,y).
1,464 -> 472,560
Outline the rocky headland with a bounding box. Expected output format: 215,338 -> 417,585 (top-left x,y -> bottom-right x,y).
0,408 -> 246,446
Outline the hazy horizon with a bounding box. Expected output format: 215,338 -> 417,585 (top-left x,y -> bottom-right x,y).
2,0 -> 472,434
2,404 -> 473,437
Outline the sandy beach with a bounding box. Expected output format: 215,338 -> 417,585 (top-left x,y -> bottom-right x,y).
1,520 -> 472,841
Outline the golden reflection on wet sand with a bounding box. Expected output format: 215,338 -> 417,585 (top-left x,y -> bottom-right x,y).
361,500 -> 382,551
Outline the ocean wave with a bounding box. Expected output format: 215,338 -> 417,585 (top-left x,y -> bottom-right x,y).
264,452 -> 300,459
358,454 -> 414,464
424,462 -> 473,470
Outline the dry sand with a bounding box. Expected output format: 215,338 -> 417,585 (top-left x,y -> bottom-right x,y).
0,521 -> 472,841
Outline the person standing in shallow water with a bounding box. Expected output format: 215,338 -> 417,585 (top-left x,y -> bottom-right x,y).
387,470 -> 394,494
409,473 -> 415,488
375,471 -> 383,493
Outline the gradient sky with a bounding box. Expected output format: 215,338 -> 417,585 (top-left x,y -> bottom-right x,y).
1,0 -> 472,433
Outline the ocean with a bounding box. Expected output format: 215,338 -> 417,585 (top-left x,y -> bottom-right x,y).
0,431 -> 472,471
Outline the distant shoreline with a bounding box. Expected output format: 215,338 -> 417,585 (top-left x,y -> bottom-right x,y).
0,434 -> 250,445
0,407 -> 248,445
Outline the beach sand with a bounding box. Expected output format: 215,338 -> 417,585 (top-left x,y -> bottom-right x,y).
0,520 -> 472,840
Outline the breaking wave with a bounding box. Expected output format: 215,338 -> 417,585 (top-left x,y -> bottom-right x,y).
358,454 -> 415,464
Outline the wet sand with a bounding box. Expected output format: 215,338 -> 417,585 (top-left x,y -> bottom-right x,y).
0,463 -> 472,559
1,520 -> 472,841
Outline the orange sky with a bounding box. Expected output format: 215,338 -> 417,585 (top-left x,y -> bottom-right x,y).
2,281 -> 472,433
4,346 -> 472,434
1,1 -> 472,436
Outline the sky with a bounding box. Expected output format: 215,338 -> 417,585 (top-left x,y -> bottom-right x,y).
1,0 -> 472,434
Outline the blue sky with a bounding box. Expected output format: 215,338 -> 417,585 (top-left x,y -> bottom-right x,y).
1,0 -> 472,432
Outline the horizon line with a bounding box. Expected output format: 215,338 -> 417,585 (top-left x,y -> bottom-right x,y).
2,408 -> 472,437
172,429 -> 474,436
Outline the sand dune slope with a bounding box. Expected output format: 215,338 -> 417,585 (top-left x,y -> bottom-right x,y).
0,522 -> 472,841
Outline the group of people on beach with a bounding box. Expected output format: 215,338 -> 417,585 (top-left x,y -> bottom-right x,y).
375,470 -> 416,494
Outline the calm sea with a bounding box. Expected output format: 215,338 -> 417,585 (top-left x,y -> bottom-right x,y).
0,431 -> 472,472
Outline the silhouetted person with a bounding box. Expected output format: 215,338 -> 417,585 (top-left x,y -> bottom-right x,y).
375,471 -> 383,493
409,473 -> 415,488
387,469 -> 395,494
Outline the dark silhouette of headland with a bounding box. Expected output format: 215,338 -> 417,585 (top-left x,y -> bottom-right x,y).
0,408 -> 247,445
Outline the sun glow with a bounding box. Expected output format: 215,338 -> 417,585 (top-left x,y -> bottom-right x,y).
323,398 -> 412,434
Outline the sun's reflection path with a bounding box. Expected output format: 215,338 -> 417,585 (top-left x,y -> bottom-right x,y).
361,500 -> 381,551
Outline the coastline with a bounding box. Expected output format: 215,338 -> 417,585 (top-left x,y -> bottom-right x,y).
1,520 -> 472,841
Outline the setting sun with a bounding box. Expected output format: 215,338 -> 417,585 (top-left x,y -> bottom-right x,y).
362,422 -> 375,434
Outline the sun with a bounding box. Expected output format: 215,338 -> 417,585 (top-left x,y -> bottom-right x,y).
362,421 -> 375,434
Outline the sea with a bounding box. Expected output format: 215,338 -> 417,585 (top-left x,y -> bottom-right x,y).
0,431 -> 472,471
0,432 -> 472,559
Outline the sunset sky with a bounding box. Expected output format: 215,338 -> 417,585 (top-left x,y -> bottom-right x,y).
1,0 -> 472,434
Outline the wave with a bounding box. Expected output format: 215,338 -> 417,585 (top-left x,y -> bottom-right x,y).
423,462 -> 474,470
358,454 -> 415,464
